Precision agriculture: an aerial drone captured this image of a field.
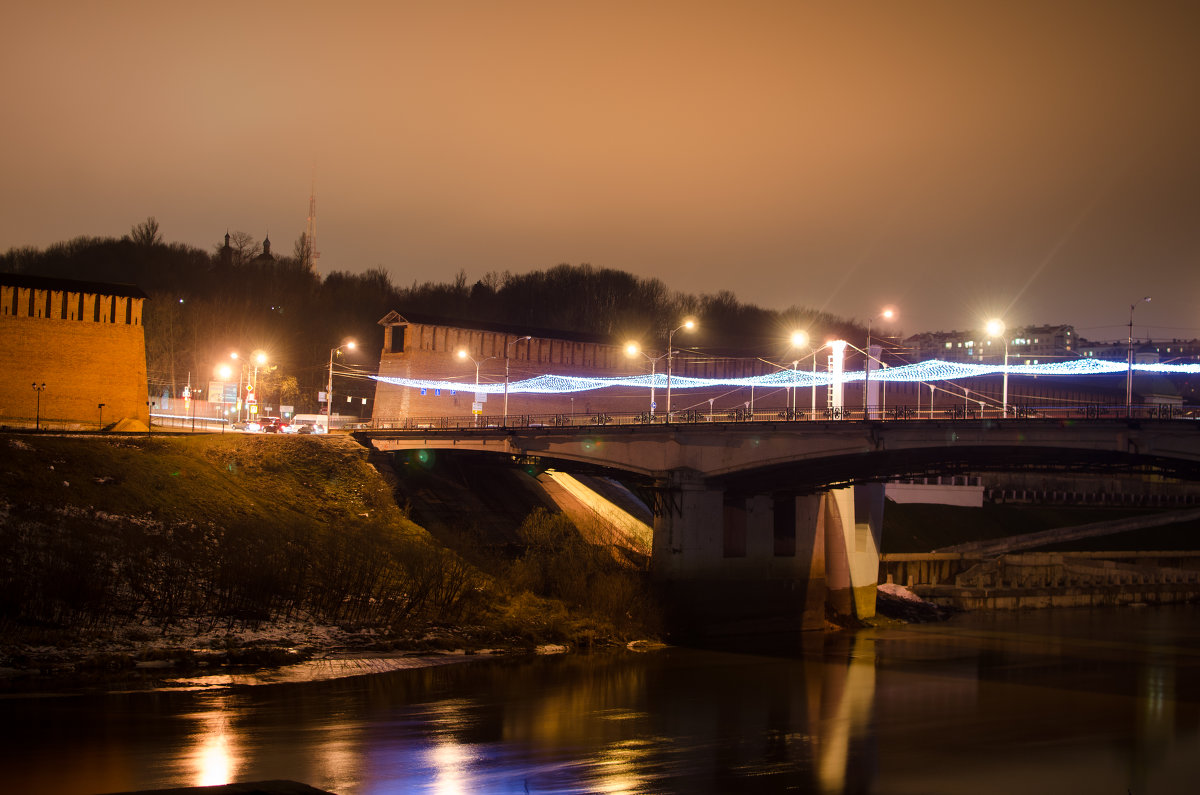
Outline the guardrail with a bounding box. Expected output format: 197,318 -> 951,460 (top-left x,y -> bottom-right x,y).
4,403 -> 1190,435
365,403 -> 1196,432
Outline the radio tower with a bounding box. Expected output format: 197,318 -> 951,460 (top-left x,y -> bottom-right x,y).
303,180 -> 320,273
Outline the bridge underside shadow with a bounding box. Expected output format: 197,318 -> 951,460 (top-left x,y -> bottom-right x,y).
650,446 -> 1200,636
715,445 -> 1200,495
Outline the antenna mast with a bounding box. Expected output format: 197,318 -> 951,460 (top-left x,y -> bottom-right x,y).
304,180 -> 320,272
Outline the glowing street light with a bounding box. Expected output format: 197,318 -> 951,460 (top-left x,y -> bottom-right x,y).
864,308 -> 896,418
328,340 -> 356,429
1127,296 -> 1150,417
503,336 -> 532,425
985,318 -> 1009,418
626,342 -> 669,417
789,330 -> 810,416
665,318 -> 697,418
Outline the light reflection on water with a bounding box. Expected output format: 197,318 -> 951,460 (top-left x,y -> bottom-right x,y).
188,702 -> 241,787
3,606 -> 1200,794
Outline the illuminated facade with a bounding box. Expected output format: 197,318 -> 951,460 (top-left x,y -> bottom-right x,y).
903,324 -> 1076,365
0,273 -> 149,428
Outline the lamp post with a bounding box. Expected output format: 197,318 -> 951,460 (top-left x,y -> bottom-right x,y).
503,335 -> 532,425
789,330 -> 809,418
864,308 -> 895,418
31,383 -> 46,430
229,353 -> 240,422
217,363 -> 234,431
665,318 -> 697,418
1127,297 -> 1150,418
625,342 -> 668,418
328,340 -> 356,431
985,318 -> 1009,418
98,402 -> 105,430
457,348 -> 496,427
190,387 -> 203,432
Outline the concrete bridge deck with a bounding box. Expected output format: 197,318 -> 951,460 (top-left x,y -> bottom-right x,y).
358,417 -> 1200,491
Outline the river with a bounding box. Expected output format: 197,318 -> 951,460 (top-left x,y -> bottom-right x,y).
3,606 -> 1200,794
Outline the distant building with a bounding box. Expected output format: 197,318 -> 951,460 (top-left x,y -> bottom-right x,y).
0,272 -> 149,428
903,324 -> 1076,365
252,235 -> 275,263
1076,337 -> 1200,366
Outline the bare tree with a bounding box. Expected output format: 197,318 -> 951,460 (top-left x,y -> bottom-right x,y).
129,217 -> 162,246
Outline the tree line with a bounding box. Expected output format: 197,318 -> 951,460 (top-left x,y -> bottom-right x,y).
1,217 -> 862,412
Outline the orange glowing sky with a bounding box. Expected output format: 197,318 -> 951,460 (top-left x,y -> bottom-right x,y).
3,1 -> 1199,338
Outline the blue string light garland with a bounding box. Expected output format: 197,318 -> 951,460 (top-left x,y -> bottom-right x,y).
372,358 -> 1200,395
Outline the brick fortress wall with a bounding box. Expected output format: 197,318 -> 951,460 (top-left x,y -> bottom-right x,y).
374,318 -> 647,420
0,279 -> 149,427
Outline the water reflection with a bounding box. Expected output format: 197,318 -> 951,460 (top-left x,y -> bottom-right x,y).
3,607 -> 1200,794
817,635 -> 875,795
187,698 -> 241,787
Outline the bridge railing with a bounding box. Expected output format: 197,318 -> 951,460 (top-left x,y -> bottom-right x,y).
364,403 -> 1194,432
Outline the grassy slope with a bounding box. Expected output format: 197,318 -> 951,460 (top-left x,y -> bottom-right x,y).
0,433 -> 427,539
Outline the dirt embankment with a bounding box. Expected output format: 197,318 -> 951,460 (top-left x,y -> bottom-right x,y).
0,432 -> 665,692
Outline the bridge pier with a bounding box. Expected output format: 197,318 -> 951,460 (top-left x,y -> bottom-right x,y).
651,471 -> 882,636
822,484 -> 884,620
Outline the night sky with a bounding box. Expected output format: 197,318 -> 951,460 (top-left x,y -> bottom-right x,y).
4,1 -> 1199,340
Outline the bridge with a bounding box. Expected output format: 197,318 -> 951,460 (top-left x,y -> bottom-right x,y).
356,414 -> 1200,636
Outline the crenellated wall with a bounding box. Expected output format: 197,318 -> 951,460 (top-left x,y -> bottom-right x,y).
0,274 -> 149,427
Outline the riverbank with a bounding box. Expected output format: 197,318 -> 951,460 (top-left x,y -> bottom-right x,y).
0,433 -> 664,692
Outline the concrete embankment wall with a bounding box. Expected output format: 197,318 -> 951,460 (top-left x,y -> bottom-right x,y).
881,551 -> 1200,610
985,472 -> 1200,507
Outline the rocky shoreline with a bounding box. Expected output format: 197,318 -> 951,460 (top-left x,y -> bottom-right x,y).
0,616 -> 632,695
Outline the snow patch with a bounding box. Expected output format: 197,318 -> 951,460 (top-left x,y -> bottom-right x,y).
878,582 -> 925,603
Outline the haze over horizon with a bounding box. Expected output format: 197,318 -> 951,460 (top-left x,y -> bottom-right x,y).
4,1 -> 1199,341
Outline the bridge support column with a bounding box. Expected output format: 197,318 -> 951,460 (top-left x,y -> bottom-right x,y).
823,483 -> 885,620
651,471 -> 829,636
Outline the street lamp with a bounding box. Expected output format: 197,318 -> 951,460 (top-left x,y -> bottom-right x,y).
31,383 -> 46,430
457,348 -> 496,426
246,350 -> 269,425
864,308 -> 895,418
228,352 -> 242,422
217,363 -> 234,429
190,386 -> 203,432
789,330 -> 809,417
328,340 -> 356,430
1127,296 -> 1151,418
503,336 -> 532,425
985,318 -> 1009,418
665,318 -> 697,418
626,342 -> 669,417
